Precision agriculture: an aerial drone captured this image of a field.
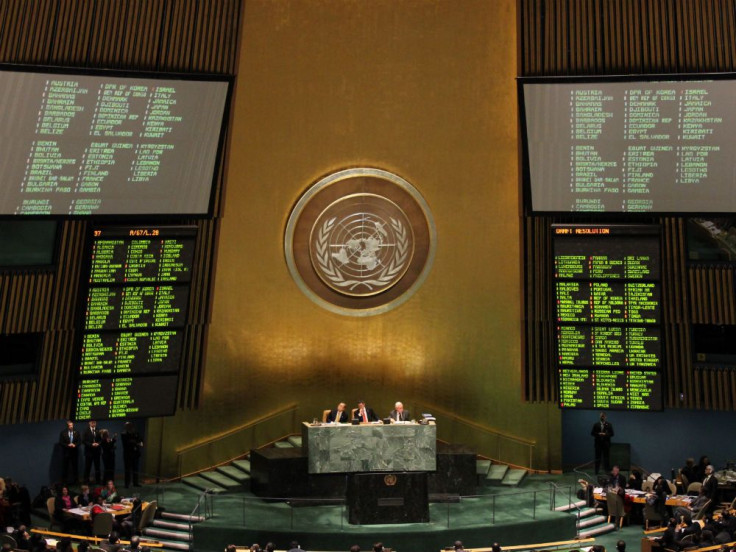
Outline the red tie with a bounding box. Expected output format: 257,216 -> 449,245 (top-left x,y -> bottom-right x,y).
362,409 -> 368,423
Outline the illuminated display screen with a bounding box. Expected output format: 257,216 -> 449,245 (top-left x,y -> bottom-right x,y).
0,67 -> 230,216
89,226 -> 196,284
521,77 -> 736,213
553,224 -> 663,410
559,369 -> 661,410
557,325 -> 660,367
74,374 -> 179,420
75,225 -> 194,420
79,330 -> 184,376
555,281 -> 660,324
84,285 -> 189,330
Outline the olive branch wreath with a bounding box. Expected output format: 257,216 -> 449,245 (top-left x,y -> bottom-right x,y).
315,216 -> 409,291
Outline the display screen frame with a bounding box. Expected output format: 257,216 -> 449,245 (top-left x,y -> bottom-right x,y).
518,72 -> 736,216
552,223 -> 665,411
0,63 -> 233,220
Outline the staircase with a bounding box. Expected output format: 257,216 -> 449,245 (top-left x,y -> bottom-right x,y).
181,457 -> 251,494
143,511 -> 204,552
555,499 -> 615,538
477,458 -> 528,487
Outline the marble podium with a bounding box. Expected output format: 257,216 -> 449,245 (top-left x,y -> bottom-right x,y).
302,421 -> 437,474
347,472 -> 429,524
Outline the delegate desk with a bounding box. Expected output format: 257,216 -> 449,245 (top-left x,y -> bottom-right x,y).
593,488 -> 692,507
302,421 -> 437,474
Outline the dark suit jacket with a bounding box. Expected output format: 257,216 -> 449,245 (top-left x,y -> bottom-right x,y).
389,409 -> 411,422
82,427 -> 102,456
355,406 -> 379,422
608,473 -> 627,489
59,429 -> 81,453
590,420 -> 614,444
702,474 -> 718,501
326,409 -> 349,423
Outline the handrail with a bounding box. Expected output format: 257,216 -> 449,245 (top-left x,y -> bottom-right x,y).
175,402 -> 298,478
189,488 -> 214,541
459,537 -> 596,552
176,402 -> 298,454
30,529 -> 163,548
414,401 -> 536,469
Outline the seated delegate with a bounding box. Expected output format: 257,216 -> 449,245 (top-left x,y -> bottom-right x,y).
326,402 -> 349,423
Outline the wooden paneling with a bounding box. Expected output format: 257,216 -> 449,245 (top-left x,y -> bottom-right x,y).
520,0 -> 736,410
0,0 -> 242,424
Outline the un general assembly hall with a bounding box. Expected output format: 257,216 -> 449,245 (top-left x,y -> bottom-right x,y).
3,2 -> 736,552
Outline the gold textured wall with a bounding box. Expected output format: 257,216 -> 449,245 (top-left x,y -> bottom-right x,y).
148,0 -> 562,475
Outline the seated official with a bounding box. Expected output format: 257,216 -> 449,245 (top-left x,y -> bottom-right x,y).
100,480 -> 118,503
355,400 -> 379,423
674,489 -> 709,521
389,401 -> 411,422
608,465 -> 627,491
76,484 -> 92,506
326,402 -> 349,423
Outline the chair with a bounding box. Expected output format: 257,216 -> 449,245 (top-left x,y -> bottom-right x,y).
46,496 -> 62,530
667,480 -> 677,495
644,502 -> 664,530
321,409 -> 331,422
137,499 -> 157,533
686,482 -> 702,495
350,408 -> 358,420
693,499 -> 711,521
0,534 -> 17,549
642,480 -> 654,492
606,491 -> 626,527
679,472 -> 690,494
92,512 -> 114,537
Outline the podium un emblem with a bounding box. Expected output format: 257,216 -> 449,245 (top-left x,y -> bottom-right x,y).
285,168 -> 436,316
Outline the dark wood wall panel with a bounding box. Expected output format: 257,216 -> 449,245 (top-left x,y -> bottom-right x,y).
521,0 -> 736,410
0,0 -> 242,424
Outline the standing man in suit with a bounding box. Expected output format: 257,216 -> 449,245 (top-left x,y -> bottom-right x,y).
59,420 -> 80,485
356,400 -> 379,423
82,420 -> 102,484
702,464 -> 718,505
591,411 -> 614,474
326,402 -> 349,423
389,401 -> 411,422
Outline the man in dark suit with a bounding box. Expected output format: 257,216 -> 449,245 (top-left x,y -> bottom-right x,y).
702,464 -> 718,505
608,465 -> 627,490
591,411 -> 614,474
59,420 -> 80,485
355,400 -> 379,423
82,420 -> 102,484
326,402 -> 349,423
389,401 -> 411,422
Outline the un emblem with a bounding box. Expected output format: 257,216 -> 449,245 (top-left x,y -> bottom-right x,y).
285,168 -> 436,316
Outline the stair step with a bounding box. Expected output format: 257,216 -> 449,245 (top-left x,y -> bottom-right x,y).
476,459 -> 492,476
273,440 -> 294,448
149,538 -> 192,551
287,435 -> 302,447
577,515 -> 607,529
181,475 -> 226,494
153,519 -> 190,531
578,507 -> 602,519
554,499 -> 586,512
579,523 -> 616,539
198,469 -> 242,490
216,465 -> 252,484
142,528 -> 192,542
161,512 -> 205,523
486,464 -> 509,483
231,459 -> 251,474
501,468 -> 527,486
